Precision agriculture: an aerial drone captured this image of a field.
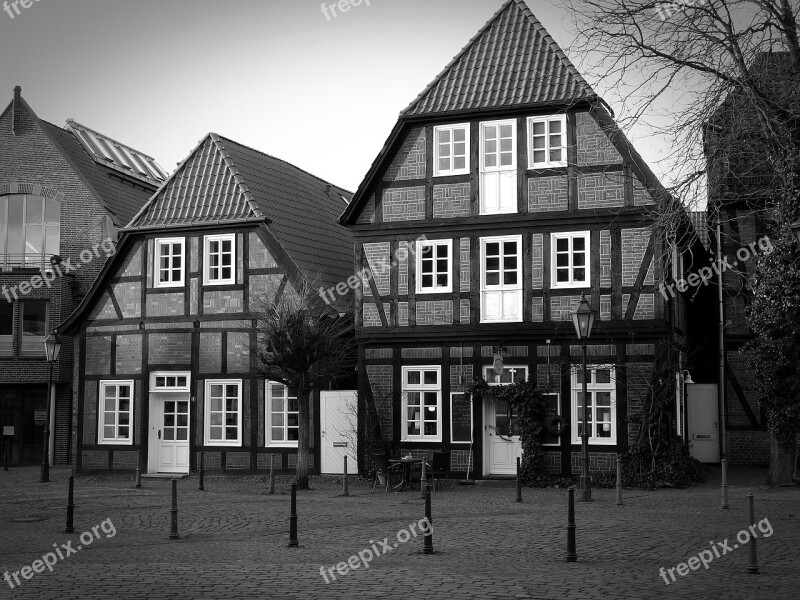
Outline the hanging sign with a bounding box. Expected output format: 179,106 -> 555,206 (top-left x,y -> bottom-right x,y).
493,352 -> 504,376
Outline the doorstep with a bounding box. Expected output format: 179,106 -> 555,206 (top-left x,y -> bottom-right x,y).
141,473 -> 189,479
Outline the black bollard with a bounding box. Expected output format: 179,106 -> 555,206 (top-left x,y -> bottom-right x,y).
169,478 -> 179,540
288,481 -> 299,547
423,481 -> 433,555
515,456 -> 522,502
746,494 -> 759,574
135,450 -> 141,489
343,456 -> 349,497
199,451 -> 205,491
615,455 -> 623,506
64,475 -> 74,534
566,487 -> 577,562
269,454 -> 275,494
3,438 -> 8,471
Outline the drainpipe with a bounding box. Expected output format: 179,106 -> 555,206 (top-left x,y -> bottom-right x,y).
716,214 -> 727,461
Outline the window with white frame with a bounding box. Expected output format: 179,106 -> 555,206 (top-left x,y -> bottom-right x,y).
402,366 -> 441,442
434,124 -> 470,176
205,380 -> 242,446
204,234 -> 235,285
151,372 -> 190,392
481,235 -> 522,322
528,115 -> 567,168
480,120 -> 517,214
483,365 -> 528,386
571,366 -> 616,444
99,381 -> 134,445
266,381 -> 299,447
416,239 -> 452,293
154,237 -> 185,288
552,231 -> 590,289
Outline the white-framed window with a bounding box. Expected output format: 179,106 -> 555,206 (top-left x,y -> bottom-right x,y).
154,237 -> 185,288
150,371 -> 191,392
552,231 -> 590,289
204,234 -> 235,285
480,119 -> 517,214
402,366 -> 441,442
204,379 -> 242,446
416,239 -> 452,294
98,381 -> 134,445
483,365 -> 528,386
542,392 -> 561,446
571,365 -> 616,445
434,124 -> 470,176
527,115 -> 567,168
266,381 -> 299,447
480,235 -> 522,322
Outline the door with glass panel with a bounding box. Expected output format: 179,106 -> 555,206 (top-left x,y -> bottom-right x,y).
157,395 -> 190,473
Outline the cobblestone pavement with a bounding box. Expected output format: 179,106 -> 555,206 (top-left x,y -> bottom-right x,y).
0,466 -> 797,599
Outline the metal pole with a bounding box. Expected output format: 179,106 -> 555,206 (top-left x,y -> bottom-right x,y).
721,458 -> 729,510
199,451 -> 205,491
169,478 -> 179,540
269,454 -> 275,494
746,494 -> 759,574
420,458 -> 427,499
288,481 -> 298,547
566,487 -> 577,562
423,481 -> 433,555
343,455 -> 349,497
40,360 -> 54,483
516,456 -> 522,502
135,450 -> 142,489
3,437 -> 8,471
580,342 -> 592,501
615,455 -> 623,506
64,475 -> 74,534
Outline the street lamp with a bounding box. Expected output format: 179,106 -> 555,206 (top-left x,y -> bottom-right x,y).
40,332 -> 62,483
572,293 -> 596,502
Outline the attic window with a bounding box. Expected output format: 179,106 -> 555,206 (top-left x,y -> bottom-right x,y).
528,115 -> 567,168
434,124 -> 470,176
204,233 -> 235,285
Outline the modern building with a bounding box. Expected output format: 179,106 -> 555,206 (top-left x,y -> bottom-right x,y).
60,133 -> 356,474
0,86 -> 165,466
339,0 -> 708,477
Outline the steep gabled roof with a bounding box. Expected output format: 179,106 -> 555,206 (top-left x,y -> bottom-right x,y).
402,0 -> 597,117
128,133 -> 354,291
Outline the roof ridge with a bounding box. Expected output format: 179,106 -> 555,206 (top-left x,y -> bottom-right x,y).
208,133 -> 266,220
214,133 -> 353,197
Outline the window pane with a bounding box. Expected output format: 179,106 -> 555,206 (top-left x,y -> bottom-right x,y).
549,120 -> 562,134
454,156 -> 466,170
21,303 -> 46,336
407,392 -> 421,406
596,369 -> 611,384
504,271 -> 517,285
486,272 -> 500,286
504,242 -> 517,255
7,196 -> 24,254
556,269 -> 569,282
271,428 -> 284,441
25,196 -> 44,223
424,371 -> 437,385
550,149 -> 562,162
407,371 -> 421,386
532,122 -> 545,135
533,150 -> 546,163
454,128 -> 465,142
45,198 -> 60,223
556,238 -> 568,252
439,129 -> 451,144
573,237 -> 586,251
0,303 -> 14,335
574,268 -> 586,281
486,257 -> 500,271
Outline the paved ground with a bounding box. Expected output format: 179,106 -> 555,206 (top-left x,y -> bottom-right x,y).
0,466 -> 797,599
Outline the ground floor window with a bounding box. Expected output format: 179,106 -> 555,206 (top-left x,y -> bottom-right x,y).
402,366 -> 441,442
571,365 -> 616,444
266,381 -> 299,447
205,380 -> 242,446
99,381 -> 134,445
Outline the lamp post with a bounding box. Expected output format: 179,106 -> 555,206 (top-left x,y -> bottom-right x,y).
572,293 -> 596,502
40,332 -> 62,483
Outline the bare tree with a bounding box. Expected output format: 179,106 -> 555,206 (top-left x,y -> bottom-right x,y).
252,277 -> 357,490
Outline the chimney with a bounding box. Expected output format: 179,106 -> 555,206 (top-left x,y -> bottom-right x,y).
12,86 -> 21,136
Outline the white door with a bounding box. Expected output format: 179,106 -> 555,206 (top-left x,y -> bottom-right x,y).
320,391 -> 357,474
687,384 -> 720,463
484,399 -> 522,475
149,393 -> 190,474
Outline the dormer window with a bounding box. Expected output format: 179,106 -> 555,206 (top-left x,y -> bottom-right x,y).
434,124 -> 470,176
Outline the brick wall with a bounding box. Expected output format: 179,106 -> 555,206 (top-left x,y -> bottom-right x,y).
227,331 -> 250,373
382,187 -> 425,222
725,351 -> 759,428
551,295 -> 583,321
363,242 -> 390,296
148,333 -> 191,364
115,334 -> 142,375
600,230 -> 611,287
578,173 -> 625,209
200,332 -> 222,373
203,290 -> 244,314
576,112 -> 622,166
416,300 -> 453,325
366,365 -> 393,440
728,430 -> 770,466
633,178 -> 655,206
363,303 -> 382,327
249,232 -> 277,269
357,194 -> 376,225
625,362 -> 653,445
528,176 -> 568,212
532,234 -> 544,288
621,228 -> 653,286
383,127 -> 426,182
433,183 -> 470,218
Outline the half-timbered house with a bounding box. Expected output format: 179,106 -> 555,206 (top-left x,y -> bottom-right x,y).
60,133 -> 355,474
340,0 -> 701,477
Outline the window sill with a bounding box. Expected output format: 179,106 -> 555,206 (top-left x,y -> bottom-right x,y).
204,441 -> 243,447
416,288 -> 453,295
529,162 -> 567,169
266,443 -> 299,449
98,440 -> 134,446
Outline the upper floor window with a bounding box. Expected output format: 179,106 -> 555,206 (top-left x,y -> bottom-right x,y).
552,231 -> 590,289
480,235 -> 522,322
0,194 -> 60,271
154,237 -> 185,288
20,301 -> 47,357
0,302 -> 12,357
99,381 -> 134,445
204,234 -> 235,285
434,124 -> 470,176
528,115 -> 567,168
205,379 -> 242,446
571,366 -> 616,445
402,366 -> 441,442
266,381 -> 299,447
416,239 -> 452,294
480,120 -> 517,214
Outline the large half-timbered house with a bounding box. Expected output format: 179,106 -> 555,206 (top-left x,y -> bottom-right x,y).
340,0 -> 700,477
60,133 -> 355,474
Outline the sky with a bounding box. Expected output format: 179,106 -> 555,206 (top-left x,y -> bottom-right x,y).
0,0 -> 675,195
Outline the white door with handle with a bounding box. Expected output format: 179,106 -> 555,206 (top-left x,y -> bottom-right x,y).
687,384 -> 720,463
484,398 -> 522,476
148,392 -> 191,474
320,391 -> 357,474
